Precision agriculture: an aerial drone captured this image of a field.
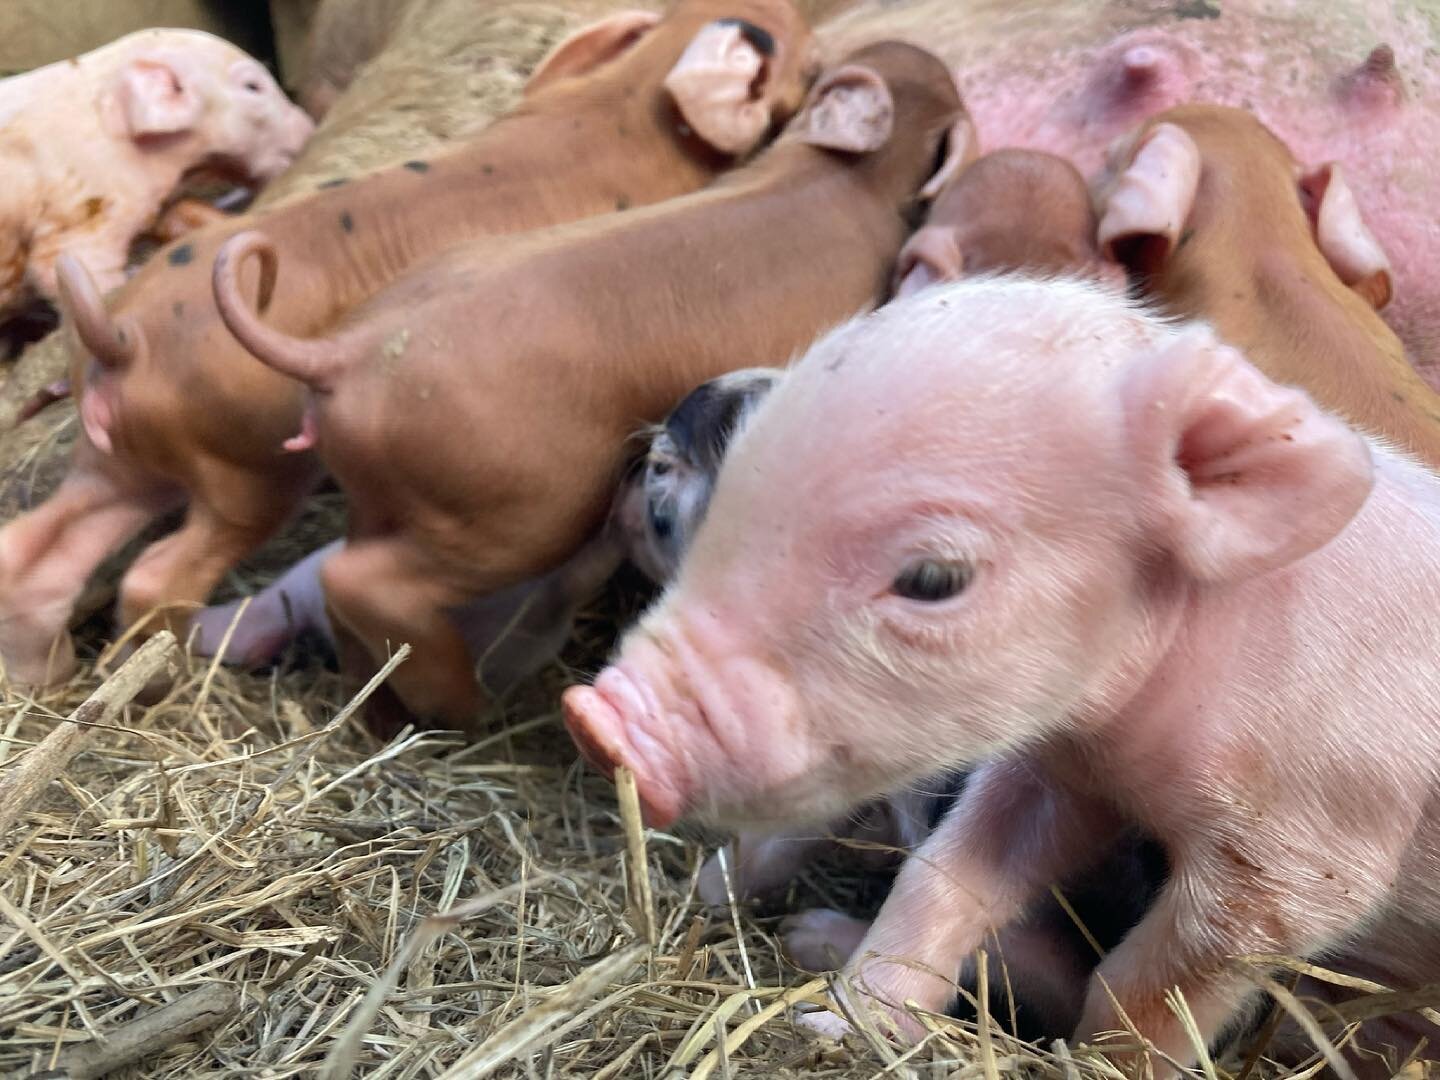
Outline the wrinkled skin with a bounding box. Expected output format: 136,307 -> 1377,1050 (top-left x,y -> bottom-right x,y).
298,0 -> 414,119
211,40 -> 969,730
0,29 -> 312,321
0,0 -> 820,691
565,277 -> 1440,1075
1092,103 -> 1440,467
820,0 -> 1440,383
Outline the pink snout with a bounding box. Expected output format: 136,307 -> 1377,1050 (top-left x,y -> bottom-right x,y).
562,672 -> 690,829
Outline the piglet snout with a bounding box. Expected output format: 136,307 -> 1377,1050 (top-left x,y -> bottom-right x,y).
562,667 -> 691,828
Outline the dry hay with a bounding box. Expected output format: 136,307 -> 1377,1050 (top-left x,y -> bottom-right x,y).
3,578 -> 1434,1078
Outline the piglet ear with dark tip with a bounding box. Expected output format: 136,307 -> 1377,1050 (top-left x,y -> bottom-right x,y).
799,64 -> 894,153
1297,162 -> 1393,310
1094,121 -> 1201,274
525,10 -> 662,95
920,113 -> 977,199
665,19 -> 778,156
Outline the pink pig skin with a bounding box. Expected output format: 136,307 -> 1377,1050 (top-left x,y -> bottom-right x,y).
820,0 -> 1440,380
0,29 -> 311,320
564,276 -> 1440,1074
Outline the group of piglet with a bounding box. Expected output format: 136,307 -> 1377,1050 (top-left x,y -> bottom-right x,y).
3,0 -> 1440,1075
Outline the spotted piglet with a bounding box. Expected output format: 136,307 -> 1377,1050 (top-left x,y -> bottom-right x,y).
565,276 -> 1440,1075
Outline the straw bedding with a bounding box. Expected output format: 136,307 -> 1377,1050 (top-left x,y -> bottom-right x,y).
1,1 -> 1437,1076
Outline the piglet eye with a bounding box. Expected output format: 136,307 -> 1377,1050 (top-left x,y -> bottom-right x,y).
245,80 -> 263,93
891,558 -> 972,602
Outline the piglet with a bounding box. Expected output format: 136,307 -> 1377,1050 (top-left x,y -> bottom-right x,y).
213,40 -> 973,731
1093,103 -> 1440,468
191,368 -> 783,688
0,30 -> 312,319
894,148 -> 1119,297
564,275 -> 1440,1075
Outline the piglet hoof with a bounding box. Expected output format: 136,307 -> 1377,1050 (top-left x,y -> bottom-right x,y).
782,908 -> 871,971
797,1005 -> 856,1041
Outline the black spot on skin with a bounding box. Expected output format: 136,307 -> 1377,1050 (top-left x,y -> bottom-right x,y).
716,17 -> 775,56
318,177 -> 349,189
403,160 -> 430,173
482,164 -> 494,176
616,195 -> 631,211
172,301 -> 185,319
1176,228 -> 1196,250
339,211 -> 354,234
1393,391 -> 1408,402
1173,0 -> 1220,19
168,243 -> 194,266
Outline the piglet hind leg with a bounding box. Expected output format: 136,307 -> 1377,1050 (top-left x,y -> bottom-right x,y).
320,540 -> 485,734
803,762 -> 1122,1042
1069,844 -> 1393,1079
0,468 -> 165,687
118,487 -> 302,645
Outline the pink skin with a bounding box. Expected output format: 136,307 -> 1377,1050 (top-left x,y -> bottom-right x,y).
565,276 -> 1440,1074
0,29 -> 311,319
821,0 -> 1440,381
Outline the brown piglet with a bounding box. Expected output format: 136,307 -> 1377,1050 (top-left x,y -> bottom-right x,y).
894,147 -> 1120,297
212,40 -> 973,729
1093,103 -> 1440,467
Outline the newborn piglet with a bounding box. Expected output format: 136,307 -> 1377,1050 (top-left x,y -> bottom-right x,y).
894,148 -> 1120,297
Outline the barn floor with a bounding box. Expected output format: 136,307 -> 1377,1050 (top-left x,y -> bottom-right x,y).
0,542 -> 1422,1078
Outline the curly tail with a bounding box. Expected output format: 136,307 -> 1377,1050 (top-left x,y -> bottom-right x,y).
56,254 -> 138,370
212,230 -> 361,390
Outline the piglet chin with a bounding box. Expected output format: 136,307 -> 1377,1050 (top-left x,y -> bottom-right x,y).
562,682 -> 689,829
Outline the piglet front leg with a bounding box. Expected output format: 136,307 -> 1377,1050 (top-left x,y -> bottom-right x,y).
802,761 -> 1120,1041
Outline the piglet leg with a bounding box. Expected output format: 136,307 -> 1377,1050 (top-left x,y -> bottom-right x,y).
191,540 -> 338,666
0,468 -> 165,686
321,539 -> 485,731
803,760 -> 1120,1041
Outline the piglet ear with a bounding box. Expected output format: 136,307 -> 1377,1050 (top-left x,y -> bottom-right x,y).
1124,326 -> 1373,583
799,64 -> 893,153
1095,121 -> 1200,274
665,19 -> 776,155
893,224 -> 962,298
118,57 -> 204,137
525,11 -> 661,96
920,112 -> 976,199
1297,162 -> 1393,310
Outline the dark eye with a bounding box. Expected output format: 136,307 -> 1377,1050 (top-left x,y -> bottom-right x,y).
650,460 -> 671,477
891,558 -> 973,602
245,80 -> 263,93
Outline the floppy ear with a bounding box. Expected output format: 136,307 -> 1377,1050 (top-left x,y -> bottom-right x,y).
1095,121 -> 1200,273
118,57 -> 204,137
525,10 -> 661,96
1297,162 -> 1393,310
664,18 -> 784,155
893,224 -> 962,298
798,64 -> 893,153
1123,326 -> 1373,584
920,113 -> 977,199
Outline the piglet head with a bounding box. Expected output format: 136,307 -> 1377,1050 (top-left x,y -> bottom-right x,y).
895,148 -> 1122,298
631,367 -> 783,583
114,32 -> 313,182
661,0 -> 819,156
791,42 -> 973,209
1096,104 -> 1392,308
564,277 -> 1374,830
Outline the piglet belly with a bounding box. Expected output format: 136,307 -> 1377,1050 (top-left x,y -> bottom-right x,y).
823,0 -> 1440,378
